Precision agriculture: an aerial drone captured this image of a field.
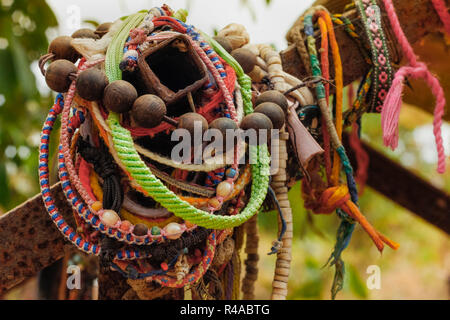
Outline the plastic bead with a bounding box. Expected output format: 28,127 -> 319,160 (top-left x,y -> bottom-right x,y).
151,226 -> 161,236
225,168 -> 237,179
216,181 -> 233,198
208,197 -> 222,210
101,210 -> 120,227
91,201 -> 102,212
119,220 -> 132,232
164,222 -> 183,240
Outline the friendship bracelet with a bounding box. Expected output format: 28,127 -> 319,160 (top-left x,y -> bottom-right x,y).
355,0 -> 393,113
39,96 -> 154,259
59,108 -> 197,246
103,12 -> 270,229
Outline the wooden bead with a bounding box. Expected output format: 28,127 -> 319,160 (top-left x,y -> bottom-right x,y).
101,210 -> 120,227
255,90 -> 288,112
95,22 -> 112,38
103,80 -> 137,114
133,223 -> 149,237
178,113 -> 208,136
213,36 -> 233,53
71,28 -> 99,40
48,36 -> 80,63
254,102 -> 286,129
209,117 -> 238,149
45,59 -> 77,93
131,94 -> 167,128
76,68 -> 108,101
164,223 -> 183,240
240,113 -> 273,132
231,48 -> 257,74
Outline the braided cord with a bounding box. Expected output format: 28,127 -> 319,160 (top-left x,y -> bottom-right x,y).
204,33 -> 254,116
105,12 -> 146,82
104,12 -> 270,229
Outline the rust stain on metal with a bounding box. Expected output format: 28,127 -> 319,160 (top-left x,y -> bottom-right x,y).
0,183 -> 75,294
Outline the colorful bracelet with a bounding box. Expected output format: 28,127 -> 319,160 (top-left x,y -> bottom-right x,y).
104,12 -> 270,230
355,0 -> 393,113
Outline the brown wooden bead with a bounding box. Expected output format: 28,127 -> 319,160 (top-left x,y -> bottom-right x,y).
209,117 -> 238,149
103,80 -> 138,114
210,117 -> 238,134
71,28 -> 100,40
131,94 -> 167,128
133,223 -> 149,237
95,22 -> 112,38
254,102 -> 286,129
255,90 -> 289,112
76,68 -> 108,101
178,113 -> 208,137
48,36 -> 80,63
231,48 -> 257,74
240,113 -> 273,132
45,59 -> 77,93
213,36 -> 233,53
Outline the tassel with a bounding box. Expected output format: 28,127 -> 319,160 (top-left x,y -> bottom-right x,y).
381,0 -> 447,174
381,68 -> 408,150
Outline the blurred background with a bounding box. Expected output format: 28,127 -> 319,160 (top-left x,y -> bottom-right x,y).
0,0 -> 449,300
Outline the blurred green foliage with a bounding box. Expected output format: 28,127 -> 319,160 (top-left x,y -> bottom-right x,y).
0,0 -> 57,210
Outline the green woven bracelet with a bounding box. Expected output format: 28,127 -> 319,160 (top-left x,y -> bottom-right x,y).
103,12 -> 270,229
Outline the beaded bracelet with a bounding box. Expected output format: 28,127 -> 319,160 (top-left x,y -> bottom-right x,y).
103,12 -> 270,230
107,13 -> 243,211
39,96 -> 154,259
56,59 -> 195,245
355,0 -> 393,113
59,104 -> 197,245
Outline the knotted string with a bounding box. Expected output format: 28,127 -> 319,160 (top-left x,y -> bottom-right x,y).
381,0 -> 446,174
306,184 -> 399,252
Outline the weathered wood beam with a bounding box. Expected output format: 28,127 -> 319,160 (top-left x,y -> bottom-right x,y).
281,0 -> 450,121
0,183 -> 74,294
343,134 -> 450,235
